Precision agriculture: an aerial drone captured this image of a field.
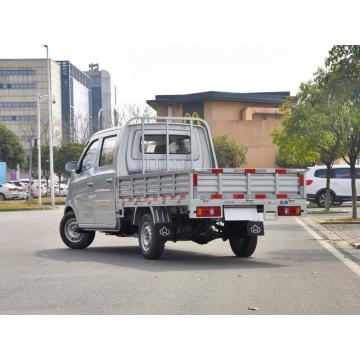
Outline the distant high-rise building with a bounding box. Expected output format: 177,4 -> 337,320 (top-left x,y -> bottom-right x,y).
0,58 -> 62,151
85,63 -> 119,132
57,61 -> 92,143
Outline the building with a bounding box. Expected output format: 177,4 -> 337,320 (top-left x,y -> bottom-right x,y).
85,63 -> 119,131
57,61 -> 92,143
0,58 -> 62,151
147,91 -> 289,168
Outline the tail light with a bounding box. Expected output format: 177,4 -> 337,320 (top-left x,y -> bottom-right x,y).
8,188 -> 17,192
278,206 -> 302,216
306,179 -> 313,186
196,206 -> 221,217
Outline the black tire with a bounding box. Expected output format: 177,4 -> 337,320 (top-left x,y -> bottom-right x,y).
0,193 -> 5,201
229,235 -> 258,257
138,213 -> 164,259
316,190 -> 335,208
60,211 -> 95,249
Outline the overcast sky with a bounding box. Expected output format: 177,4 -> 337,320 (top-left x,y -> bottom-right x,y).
2,0 -> 359,107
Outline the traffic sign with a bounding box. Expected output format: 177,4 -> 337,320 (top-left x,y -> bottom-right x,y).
0,162 -> 6,184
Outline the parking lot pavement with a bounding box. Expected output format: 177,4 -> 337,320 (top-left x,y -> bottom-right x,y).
0,207 -> 360,314
306,205 -> 360,256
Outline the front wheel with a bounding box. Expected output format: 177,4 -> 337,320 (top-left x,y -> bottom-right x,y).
138,213 -> 164,259
60,211 -> 95,249
229,235 -> 258,257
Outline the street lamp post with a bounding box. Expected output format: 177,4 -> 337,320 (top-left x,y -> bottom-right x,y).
97,108 -> 103,132
43,45 -> 55,207
36,93 -> 42,204
36,94 -> 55,204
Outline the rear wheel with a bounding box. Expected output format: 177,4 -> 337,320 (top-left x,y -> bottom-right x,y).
229,235 -> 258,257
316,190 -> 335,208
60,211 -> 95,249
138,213 -> 164,259
0,193 -> 5,201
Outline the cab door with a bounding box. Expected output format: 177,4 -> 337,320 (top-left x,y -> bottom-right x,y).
93,134 -> 118,227
72,139 -> 100,226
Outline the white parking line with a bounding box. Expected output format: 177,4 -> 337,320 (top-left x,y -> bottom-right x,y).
295,217 -> 360,278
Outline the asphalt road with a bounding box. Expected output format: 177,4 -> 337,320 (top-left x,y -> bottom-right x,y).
0,207 -> 359,314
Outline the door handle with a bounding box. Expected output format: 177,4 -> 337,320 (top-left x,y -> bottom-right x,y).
87,182 -> 94,187
105,178 -> 113,183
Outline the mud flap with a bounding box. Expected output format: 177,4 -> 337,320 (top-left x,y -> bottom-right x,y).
247,221 -> 264,236
155,223 -> 174,241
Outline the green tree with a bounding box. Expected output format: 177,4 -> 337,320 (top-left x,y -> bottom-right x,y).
0,123 -> 26,169
325,45 -> 360,219
54,143 -> 85,187
213,135 -> 247,168
272,72 -> 342,210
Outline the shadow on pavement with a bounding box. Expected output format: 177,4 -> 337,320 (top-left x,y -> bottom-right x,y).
36,246 -> 286,272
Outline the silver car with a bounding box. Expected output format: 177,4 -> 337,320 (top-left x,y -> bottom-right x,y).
0,183 -> 20,200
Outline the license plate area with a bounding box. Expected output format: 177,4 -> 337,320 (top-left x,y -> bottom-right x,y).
224,207 -> 264,222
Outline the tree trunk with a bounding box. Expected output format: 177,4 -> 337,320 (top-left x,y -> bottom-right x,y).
350,162 -> 357,219
325,164 -> 332,211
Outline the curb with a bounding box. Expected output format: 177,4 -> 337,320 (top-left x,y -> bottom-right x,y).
320,221 -> 360,225
304,218 -> 360,252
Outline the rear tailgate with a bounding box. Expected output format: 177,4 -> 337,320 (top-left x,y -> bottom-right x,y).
194,168 -> 304,201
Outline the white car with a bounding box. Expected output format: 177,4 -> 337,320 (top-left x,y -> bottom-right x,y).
305,165 -> 360,207
0,183 -> 20,200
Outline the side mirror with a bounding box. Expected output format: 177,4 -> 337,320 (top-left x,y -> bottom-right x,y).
65,161 -> 78,172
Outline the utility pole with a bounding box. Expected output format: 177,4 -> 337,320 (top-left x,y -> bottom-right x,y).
43,45 -> 55,206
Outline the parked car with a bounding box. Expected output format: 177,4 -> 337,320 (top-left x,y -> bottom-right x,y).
17,179 -> 47,198
0,183 -> 20,200
305,165 -> 360,207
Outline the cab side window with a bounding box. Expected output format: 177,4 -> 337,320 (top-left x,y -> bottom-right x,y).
81,140 -> 99,172
99,136 -> 117,167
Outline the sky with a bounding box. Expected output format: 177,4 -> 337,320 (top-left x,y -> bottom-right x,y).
1,0 -> 359,107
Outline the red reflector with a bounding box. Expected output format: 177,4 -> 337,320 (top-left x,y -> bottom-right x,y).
278,206 -> 302,216
196,206 -> 221,217
299,174 -> 304,187
233,194 -> 245,199
245,168 -> 256,174
276,194 -> 288,199
211,168 -> 223,174
211,194 -> 223,199
306,179 -> 313,186
275,168 -> 286,174
255,194 -> 266,199
193,173 -> 198,187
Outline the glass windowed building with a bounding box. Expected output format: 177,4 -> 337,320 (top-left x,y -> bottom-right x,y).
85,64 -> 118,132
0,59 -> 62,150
57,61 -> 92,143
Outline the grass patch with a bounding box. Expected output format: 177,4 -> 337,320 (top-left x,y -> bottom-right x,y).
307,203 -> 319,209
308,209 -> 349,214
0,197 -> 66,211
324,217 -> 360,222
35,196 -> 66,205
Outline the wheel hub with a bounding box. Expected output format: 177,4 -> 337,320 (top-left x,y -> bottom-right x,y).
141,223 -> 152,251
64,218 -> 84,243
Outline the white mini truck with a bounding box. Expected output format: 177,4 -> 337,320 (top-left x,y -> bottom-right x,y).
60,117 -> 307,259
